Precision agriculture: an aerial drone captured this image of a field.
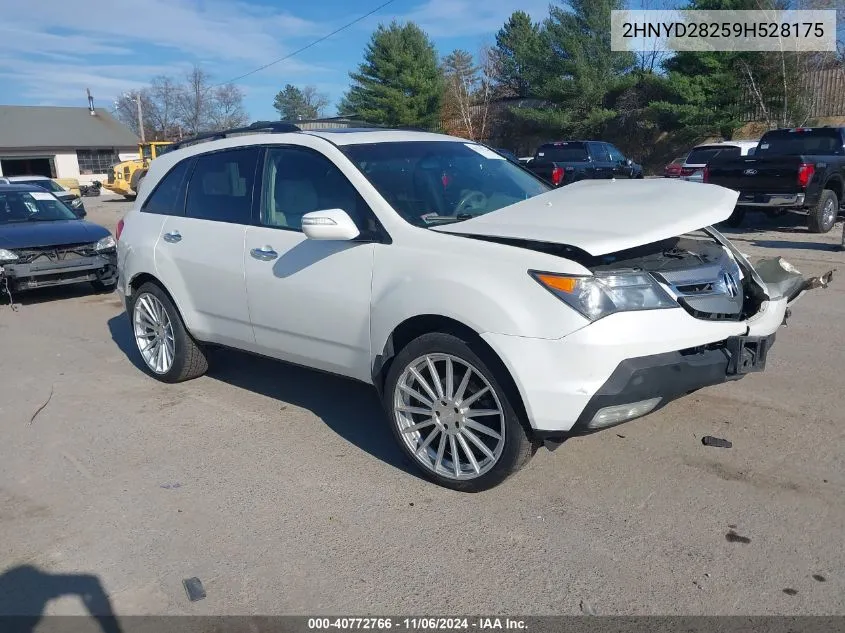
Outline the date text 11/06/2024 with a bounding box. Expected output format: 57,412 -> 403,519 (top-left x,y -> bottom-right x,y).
308,618 -> 528,630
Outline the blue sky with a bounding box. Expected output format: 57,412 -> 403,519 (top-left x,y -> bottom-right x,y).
0,0 -> 554,121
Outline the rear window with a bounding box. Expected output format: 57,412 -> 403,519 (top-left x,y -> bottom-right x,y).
685,146 -> 741,165
535,143 -> 589,162
755,129 -> 844,156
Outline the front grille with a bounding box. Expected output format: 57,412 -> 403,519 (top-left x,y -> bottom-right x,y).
107,172 -> 115,184
13,243 -> 97,264
654,256 -> 745,321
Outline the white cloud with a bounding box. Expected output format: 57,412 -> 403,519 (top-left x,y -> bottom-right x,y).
382,0 -> 551,38
0,0 -> 323,64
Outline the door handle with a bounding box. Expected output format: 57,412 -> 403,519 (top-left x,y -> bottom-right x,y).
163,231 -> 182,243
250,246 -> 278,261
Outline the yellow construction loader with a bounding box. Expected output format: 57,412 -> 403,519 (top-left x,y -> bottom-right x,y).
102,141 -> 173,199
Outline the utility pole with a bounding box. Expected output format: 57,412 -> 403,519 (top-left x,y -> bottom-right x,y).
135,92 -> 146,144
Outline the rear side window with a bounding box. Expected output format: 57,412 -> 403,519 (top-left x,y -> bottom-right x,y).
142,159 -> 191,215
185,148 -> 260,224
686,146 -> 740,164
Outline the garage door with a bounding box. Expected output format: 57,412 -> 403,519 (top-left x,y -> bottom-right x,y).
0,157 -> 56,178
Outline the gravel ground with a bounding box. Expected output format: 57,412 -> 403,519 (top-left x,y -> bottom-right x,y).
0,194 -> 843,617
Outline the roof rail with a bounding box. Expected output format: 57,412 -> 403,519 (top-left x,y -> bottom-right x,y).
167,120 -> 301,151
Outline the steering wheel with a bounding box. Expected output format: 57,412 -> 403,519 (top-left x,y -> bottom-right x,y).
455,190 -> 487,216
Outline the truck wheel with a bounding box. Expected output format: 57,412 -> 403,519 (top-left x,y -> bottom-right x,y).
383,332 -> 537,492
723,207 -> 746,228
808,189 -> 838,233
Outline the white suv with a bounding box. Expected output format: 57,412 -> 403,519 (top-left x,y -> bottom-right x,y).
116,123 -> 831,491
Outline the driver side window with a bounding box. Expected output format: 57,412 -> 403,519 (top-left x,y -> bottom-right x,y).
606,144 -> 626,163
261,147 -> 368,231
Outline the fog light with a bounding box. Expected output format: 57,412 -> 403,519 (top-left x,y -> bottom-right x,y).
588,397 -> 662,429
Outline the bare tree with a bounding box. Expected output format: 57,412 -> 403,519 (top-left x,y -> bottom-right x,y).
302,86 -> 330,118
635,0 -> 673,72
177,66 -> 214,135
210,83 -> 250,130
442,49 -> 479,139
113,90 -> 155,140
475,45 -> 498,142
146,76 -> 182,140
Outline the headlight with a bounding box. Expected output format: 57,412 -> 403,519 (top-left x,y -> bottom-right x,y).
94,235 -> 116,252
530,270 -> 676,321
71,197 -> 83,208
0,248 -> 18,263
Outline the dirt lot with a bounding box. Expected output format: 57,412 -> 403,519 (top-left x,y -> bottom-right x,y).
1,195 -> 843,616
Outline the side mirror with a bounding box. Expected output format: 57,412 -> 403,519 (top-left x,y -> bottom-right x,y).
301,208 -> 360,241
625,158 -> 633,167
73,207 -> 86,218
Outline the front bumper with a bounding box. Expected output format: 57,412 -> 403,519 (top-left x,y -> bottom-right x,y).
1,253 -> 117,290
563,333 -> 774,435
737,192 -> 805,207
482,296 -> 791,434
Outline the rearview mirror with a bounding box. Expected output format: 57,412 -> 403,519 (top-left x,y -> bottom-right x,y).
301,208 -> 360,241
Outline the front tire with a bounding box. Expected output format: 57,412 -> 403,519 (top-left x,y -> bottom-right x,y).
808,189 -> 838,233
129,282 -> 208,383
383,332 -> 536,492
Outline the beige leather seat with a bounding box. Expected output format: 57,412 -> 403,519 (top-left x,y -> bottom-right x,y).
273,179 -> 318,230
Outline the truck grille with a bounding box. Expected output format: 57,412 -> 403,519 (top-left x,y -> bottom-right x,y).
13,243 -> 97,264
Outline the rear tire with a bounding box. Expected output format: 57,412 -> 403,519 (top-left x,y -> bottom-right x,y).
129,282 -> 208,383
808,189 -> 838,233
723,206 -> 746,228
383,332 -> 536,492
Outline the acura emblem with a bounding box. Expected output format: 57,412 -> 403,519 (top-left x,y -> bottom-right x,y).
743,168 -> 758,175
721,270 -> 739,298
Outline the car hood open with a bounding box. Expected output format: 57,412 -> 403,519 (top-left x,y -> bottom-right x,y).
432,179 -> 739,256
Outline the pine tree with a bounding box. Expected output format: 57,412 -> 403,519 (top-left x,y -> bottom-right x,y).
340,22 -> 443,129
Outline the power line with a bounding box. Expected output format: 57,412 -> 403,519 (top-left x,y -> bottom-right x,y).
213,0 -> 399,87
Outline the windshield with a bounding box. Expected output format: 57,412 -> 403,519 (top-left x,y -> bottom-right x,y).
18,179 -> 64,193
535,143 -> 589,162
341,141 -> 550,227
0,191 -> 78,224
755,130 -> 844,156
686,146 -> 741,165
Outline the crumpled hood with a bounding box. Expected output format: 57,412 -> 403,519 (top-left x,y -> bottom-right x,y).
0,220 -> 109,250
433,179 -> 740,256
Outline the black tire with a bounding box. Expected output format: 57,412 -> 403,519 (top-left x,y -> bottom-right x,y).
128,282 -> 208,383
723,206 -> 746,228
91,280 -> 117,293
808,189 -> 838,233
383,332 -> 536,492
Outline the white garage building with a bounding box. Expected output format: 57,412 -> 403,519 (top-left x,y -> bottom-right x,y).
0,105 -> 139,185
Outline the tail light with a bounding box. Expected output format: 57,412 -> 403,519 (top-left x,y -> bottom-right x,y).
680,167 -> 694,177
702,165 -> 710,183
116,217 -> 125,241
797,163 -> 815,188
551,166 -> 564,186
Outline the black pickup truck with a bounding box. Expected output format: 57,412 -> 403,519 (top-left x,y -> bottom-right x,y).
527,141 -> 643,186
705,127 -> 845,233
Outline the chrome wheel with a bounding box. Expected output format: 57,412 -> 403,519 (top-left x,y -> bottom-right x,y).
393,353 -> 506,480
823,198 -> 837,227
133,293 -> 175,374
